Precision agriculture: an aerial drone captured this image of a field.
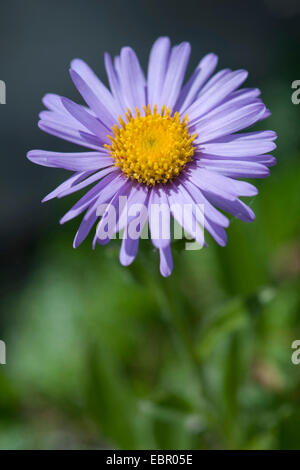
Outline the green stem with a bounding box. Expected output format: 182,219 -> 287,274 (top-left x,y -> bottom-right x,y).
138,261 -> 213,423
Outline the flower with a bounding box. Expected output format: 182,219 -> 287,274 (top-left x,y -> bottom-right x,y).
27,37 -> 277,277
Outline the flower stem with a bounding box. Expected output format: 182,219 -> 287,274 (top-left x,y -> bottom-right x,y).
141,263 -> 213,422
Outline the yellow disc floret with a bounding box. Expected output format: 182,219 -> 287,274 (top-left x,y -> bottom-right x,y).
105,105 -> 196,186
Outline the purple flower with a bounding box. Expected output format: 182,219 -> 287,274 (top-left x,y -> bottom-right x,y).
27,37 -> 277,277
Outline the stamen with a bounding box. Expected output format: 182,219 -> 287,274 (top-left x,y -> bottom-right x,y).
105,105 -> 196,186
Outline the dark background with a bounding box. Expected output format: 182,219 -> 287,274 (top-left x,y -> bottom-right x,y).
0,0 -> 300,450
1,0 -> 299,300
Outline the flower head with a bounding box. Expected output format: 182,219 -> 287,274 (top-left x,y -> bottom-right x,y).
107,105 -> 196,185
27,37 -> 277,276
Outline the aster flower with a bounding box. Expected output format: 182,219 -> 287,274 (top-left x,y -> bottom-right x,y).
27,37 -> 277,277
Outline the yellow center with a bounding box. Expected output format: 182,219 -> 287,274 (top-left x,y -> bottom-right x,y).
105,105 -> 196,186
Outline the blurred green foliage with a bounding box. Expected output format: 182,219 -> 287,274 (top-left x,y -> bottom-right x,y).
1,87 -> 300,449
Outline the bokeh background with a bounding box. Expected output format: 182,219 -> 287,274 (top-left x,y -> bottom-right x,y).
1,0 -> 300,450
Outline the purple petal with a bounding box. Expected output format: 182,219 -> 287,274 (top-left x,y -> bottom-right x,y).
73,205 -> 98,248
119,186 -> 149,265
117,184 -> 148,234
147,37 -> 171,110
119,47 -> 146,112
69,69 -> 115,128
245,155 -> 276,166
120,236 -> 140,266
197,69 -> 232,95
167,184 -> 205,247
39,109 -> 87,131
202,131 -> 277,157
42,93 -> 69,114
104,52 -> 126,112
187,70 -> 248,122
60,170 -> 123,224
148,187 -> 171,248
159,244 -> 174,277
191,91 -> 262,128
160,42 -> 191,111
62,97 -> 111,144
42,171 -> 93,202
187,168 -> 235,201
181,179 -> 229,227
193,102 -> 267,144
196,158 -> 270,178
260,108 -> 271,120
195,152 -> 276,166
187,166 -> 258,199
27,150 -> 113,172
70,58 -> 119,118
58,166 -> 118,199
175,53 -> 218,113
92,180 -> 132,245
177,184 -> 227,246
204,191 -> 255,223
38,120 -> 103,150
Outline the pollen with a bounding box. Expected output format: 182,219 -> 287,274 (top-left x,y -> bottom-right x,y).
105,105 -> 196,186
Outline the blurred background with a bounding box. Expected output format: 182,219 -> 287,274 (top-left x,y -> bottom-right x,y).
0,0 -> 300,450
